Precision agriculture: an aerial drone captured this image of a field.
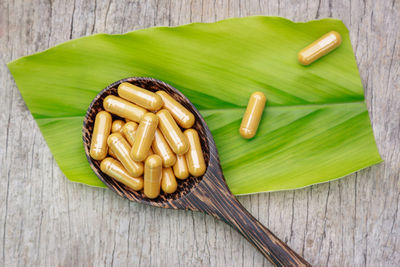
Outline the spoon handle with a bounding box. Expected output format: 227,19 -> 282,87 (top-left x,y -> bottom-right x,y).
216,194 -> 311,267
182,179 -> 311,266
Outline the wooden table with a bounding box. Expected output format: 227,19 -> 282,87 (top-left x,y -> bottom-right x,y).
1,0 -> 399,266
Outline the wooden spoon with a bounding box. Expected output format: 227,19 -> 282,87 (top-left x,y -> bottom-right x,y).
82,77 -> 311,267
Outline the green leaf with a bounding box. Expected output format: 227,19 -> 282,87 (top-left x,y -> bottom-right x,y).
8,16 -> 381,195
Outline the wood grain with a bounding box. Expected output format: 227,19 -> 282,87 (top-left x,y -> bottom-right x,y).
1,0 -> 399,266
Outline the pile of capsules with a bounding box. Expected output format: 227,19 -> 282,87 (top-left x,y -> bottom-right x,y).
89,82 -> 206,199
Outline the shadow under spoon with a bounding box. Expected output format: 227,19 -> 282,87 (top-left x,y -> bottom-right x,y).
83,77 -> 311,267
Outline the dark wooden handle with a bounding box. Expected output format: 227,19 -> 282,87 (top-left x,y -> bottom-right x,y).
179,175 -> 311,267
214,194 -> 311,267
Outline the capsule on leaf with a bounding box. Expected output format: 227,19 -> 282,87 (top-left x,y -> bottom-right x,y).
298,31 -> 342,65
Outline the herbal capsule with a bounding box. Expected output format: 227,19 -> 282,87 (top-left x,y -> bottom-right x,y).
90,111 -> 112,160
173,154 -> 189,180
118,82 -> 164,111
108,147 -> 117,159
298,31 -> 342,65
184,129 -> 206,177
107,133 -> 143,177
157,109 -> 189,155
152,129 -> 176,167
156,91 -> 195,128
239,92 -> 266,139
144,155 -> 163,199
103,95 -> 146,123
121,122 -> 138,146
161,167 -> 178,194
100,157 -> 144,191
131,113 -> 158,162
111,120 -> 125,133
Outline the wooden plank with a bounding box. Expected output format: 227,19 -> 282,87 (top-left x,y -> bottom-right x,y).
0,0 -> 399,266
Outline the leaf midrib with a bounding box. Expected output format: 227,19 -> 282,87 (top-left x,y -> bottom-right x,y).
201,100 -> 365,113
33,100 -> 365,120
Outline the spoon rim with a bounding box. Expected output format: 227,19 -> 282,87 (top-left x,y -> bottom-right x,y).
82,77 -> 216,208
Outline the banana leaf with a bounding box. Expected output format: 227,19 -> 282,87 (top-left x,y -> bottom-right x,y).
7,16 -> 381,195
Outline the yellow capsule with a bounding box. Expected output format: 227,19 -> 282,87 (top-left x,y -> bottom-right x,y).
108,147 -> 117,159
152,129 -> 176,167
298,31 -> 342,65
184,129 -> 206,177
130,113 -> 158,162
107,133 -> 143,177
111,119 -> 125,133
173,154 -> 189,180
118,82 -> 164,111
100,157 -> 144,191
239,92 -> 266,139
103,95 -> 146,123
156,91 -> 195,128
144,155 -> 163,199
156,109 -> 189,155
90,111 -> 112,160
122,122 -> 155,162
121,121 -> 138,146
161,167 -> 178,194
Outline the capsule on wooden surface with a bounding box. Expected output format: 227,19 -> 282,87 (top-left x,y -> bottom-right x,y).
107,133 -> 143,177
239,92 -> 266,139
298,31 -> 342,65
121,121 -> 138,146
100,157 -> 144,191
118,82 -> 164,111
161,167 -> 178,194
156,109 -> 189,155
103,95 -> 146,123
108,147 -> 117,159
90,111 -> 112,160
156,91 -> 195,128
144,155 -> 163,199
111,120 -> 125,133
173,154 -> 189,180
152,129 -> 176,167
131,113 -> 159,162
184,129 -> 206,177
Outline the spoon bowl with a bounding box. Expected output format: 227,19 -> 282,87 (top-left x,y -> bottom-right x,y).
83,77 -> 311,266
83,77 -> 209,207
